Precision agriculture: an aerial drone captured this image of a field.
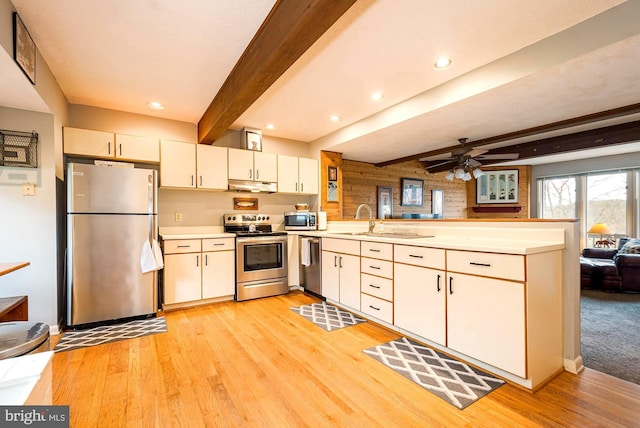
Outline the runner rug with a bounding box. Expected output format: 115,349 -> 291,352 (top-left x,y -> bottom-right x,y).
290,302 -> 366,331
364,337 -> 505,409
53,317 -> 167,352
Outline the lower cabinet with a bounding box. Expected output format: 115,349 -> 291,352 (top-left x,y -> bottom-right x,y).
446,272 -> 526,377
163,238 -> 235,306
394,263 -> 446,345
321,238 -> 361,310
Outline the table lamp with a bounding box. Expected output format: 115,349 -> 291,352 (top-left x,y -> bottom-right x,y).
588,222 -> 611,245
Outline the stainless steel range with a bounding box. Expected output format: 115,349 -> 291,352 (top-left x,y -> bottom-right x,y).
224,213 -> 288,301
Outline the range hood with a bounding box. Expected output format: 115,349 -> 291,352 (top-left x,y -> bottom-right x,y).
227,179 -> 277,193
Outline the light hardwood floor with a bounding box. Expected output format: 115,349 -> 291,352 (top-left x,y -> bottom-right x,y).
51,291 -> 640,427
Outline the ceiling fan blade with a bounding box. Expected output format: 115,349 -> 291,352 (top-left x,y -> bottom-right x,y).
418,152 -> 454,161
476,153 -> 519,160
466,148 -> 488,157
467,158 -> 482,168
421,159 -> 457,173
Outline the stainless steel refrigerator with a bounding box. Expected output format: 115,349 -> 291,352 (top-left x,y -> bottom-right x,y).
66,162 -> 158,327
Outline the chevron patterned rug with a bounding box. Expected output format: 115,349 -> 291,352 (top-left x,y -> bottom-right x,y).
364,337 -> 505,409
291,302 -> 366,331
54,317 -> 167,352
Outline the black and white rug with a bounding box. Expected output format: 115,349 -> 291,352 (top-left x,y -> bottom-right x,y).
290,302 -> 366,331
54,317 -> 167,352
364,337 -> 504,409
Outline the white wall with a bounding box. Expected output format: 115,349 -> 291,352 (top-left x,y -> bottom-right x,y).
0,107 -> 58,329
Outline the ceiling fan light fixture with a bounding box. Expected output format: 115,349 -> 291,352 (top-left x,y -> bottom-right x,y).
445,171 -> 454,181
462,171 -> 472,181
454,168 -> 465,179
472,168 -> 484,178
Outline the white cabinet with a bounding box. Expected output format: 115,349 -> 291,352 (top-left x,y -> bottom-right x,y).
163,239 -> 203,305
447,272 -> 526,377
196,145 -> 228,190
63,127 -> 159,162
160,140 -> 196,188
321,238 -> 360,310
163,237 -> 235,307
228,148 -> 277,182
114,133 -> 160,162
160,140 -> 227,190
202,238 -> 235,299
394,263 -> 446,345
277,155 -> 319,194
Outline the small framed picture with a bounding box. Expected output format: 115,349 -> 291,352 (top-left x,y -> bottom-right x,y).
328,166 -> 338,181
13,13 -> 36,85
476,169 -> 519,204
401,178 -> 424,207
244,129 -> 262,151
327,181 -> 338,202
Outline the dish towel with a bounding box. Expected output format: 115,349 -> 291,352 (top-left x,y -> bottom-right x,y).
301,238 -> 311,267
140,239 -> 164,273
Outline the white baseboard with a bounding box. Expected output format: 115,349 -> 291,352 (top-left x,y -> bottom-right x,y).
564,356 -> 584,374
49,324 -> 61,336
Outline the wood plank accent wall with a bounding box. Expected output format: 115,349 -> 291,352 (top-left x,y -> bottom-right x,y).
340,159 -> 468,219
320,151 -> 343,220
466,165 -> 531,219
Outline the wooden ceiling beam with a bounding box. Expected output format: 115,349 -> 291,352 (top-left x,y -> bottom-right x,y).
375,103 -> 640,167
197,0 -> 357,144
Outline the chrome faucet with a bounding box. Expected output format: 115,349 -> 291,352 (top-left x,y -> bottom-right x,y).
355,204 -> 375,233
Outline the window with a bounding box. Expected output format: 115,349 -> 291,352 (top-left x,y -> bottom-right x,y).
540,177 -> 576,219
586,172 -> 627,236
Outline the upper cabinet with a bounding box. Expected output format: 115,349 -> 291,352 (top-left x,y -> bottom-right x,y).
160,140 -> 227,190
277,155 -> 318,194
63,127 -> 159,163
228,148 -> 277,182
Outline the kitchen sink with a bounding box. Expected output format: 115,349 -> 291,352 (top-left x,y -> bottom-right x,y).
332,232 -> 432,239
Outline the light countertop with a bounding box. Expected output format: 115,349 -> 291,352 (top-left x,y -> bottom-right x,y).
0,351 -> 53,405
289,231 -> 565,255
159,226 -> 234,240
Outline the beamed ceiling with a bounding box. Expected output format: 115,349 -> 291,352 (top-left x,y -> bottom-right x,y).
5,0 -> 640,168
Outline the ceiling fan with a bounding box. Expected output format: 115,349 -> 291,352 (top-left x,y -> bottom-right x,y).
420,138 -> 520,179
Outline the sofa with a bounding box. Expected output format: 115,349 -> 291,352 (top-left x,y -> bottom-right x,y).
580,237 -> 640,293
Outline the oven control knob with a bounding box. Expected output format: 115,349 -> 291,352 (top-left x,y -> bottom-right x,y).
227,216 -> 231,220
266,216 -> 270,220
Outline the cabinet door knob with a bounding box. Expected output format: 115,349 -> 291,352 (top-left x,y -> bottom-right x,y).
108,142 -> 111,154
196,255 -> 199,267
119,143 -> 122,156
334,255 -> 337,267
437,274 -> 441,292
205,254 -> 208,265
301,183 -> 304,192
449,276 -> 453,295
249,170 -> 252,179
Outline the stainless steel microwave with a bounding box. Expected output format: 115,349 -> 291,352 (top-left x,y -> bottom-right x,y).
284,211 -> 317,230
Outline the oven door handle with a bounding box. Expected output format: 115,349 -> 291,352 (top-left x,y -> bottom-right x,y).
236,236 -> 288,244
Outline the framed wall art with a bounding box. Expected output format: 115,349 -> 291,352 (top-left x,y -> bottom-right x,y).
476,169 -> 519,204
242,127 -> 262,151
13,13 -> 36,85
377,186 -> 393,219
401,178 -> 423,207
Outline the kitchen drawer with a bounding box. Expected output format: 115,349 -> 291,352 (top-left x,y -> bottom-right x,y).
163,239 -> 202,254
322,238 -> 360,256
394,245 -> 445,270
361,257 -> 393,279
361,241 -> 393,261
361,293 -> 393,324
202,238 -> 235,252
361,273 -> 393,301
447,250 -> 525,282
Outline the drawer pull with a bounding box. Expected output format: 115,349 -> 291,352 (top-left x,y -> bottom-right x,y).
369,266 -> 381,270
449,276 -> 453,295
409,254 -> 424,259
437,274 -> 441,292
470,262 -> 491,267
369,284 -> 381,289
369,305 -> 380,311
334,256 -> 338,267
196,255 -> 199,267
213,243 -> 225,246
369,249 -> 381,253
177,245 -> 191,248
205,254 -> 208,265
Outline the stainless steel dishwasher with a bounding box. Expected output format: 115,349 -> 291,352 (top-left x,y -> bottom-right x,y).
300,237 -> 322,297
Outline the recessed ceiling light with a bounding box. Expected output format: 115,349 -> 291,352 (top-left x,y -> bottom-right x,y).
329,115 -> 341,122
148,101 -> 164,110
370,92 -> 384,101
434,57 -> 452,69
265,124 -> 275,130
